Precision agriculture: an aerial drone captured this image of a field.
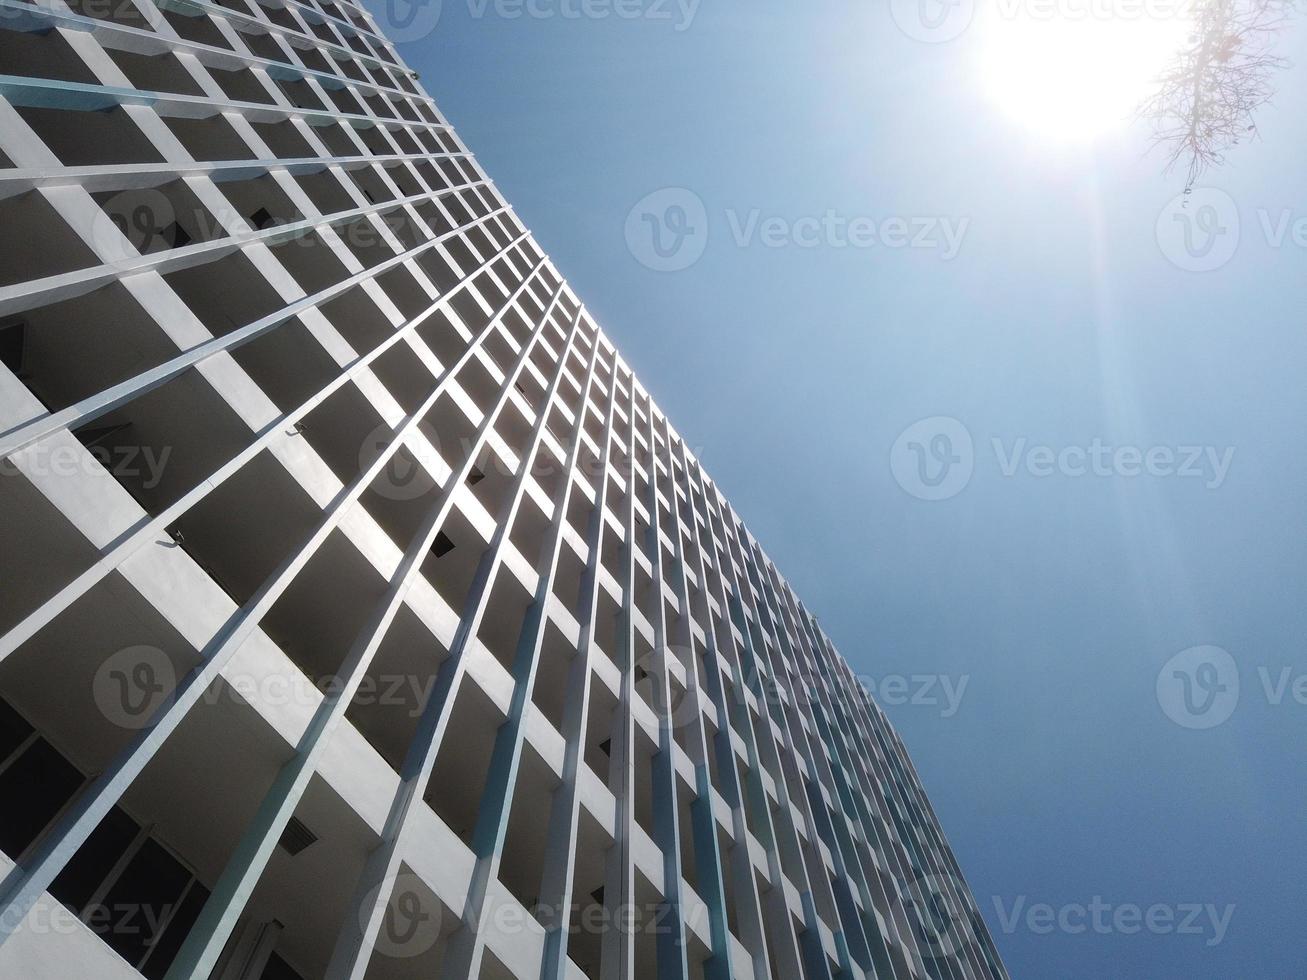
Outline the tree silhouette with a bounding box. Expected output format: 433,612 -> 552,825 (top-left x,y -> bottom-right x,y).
1143,0 -> 1298,190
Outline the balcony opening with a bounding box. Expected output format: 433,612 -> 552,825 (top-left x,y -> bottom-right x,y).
211,773 -> 385,979
65,0 -> 151,28
631,725 -> 657,849
413,306 -> 471,374
165,448 -> 322,610
528,617 -> 572,737
550,519 -> 586,615
0,191 -> 99,288
227,314 -> 341,414
259,527 -> 388,686
0,568 -> 201,783
582,676 -> 618,787
480,321 -> 517,381
337,213 -> 402,269
591,586 -> 622,675
163,113 -> 256,161
68,364 -> 254,516
473,269 -> 508,311
324,86 -> 366,118
369,338 -> 435,415
217,171 -> 305,232
238,26 -> 286,62
632,868 -> 659,980
294,167 -> 356,216
419,388 -> 477,477
158,6 -> 231,47
267,228 -> 352,295
383,162 -> 422,199
0,704 -> 84,865
464,438 -> 514,527
318,283 -> 395,357
298,377 -> 388,486
0,461 -> 102,635
0,700 -> 218,979
312,119 -> 360,158
499,306 -> 535,356
91,178 -> 222,256
526,441 -> 564,507
359,438 -> 442,555
271,76 -> 326,111
210,65 -> 276,104
162,249 -> 289,336
344,602 -> 448,774
675,779 -> 699,896
475,570 -> 531,674
447,286 -> 492,339
418,500 -> 482,616
359,861 -> 458,979
250,118 -> 315,158
498,740 -> 559,918
108,48 -> 206,97
501,488 -> 543,580
717,824 -> 746,950
424,679 -> 502,847
0,25 -> 98,84
374,264 -> 431,320
558,806 -> 611,977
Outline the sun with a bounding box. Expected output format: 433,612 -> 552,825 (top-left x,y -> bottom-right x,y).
978,2 -> 1196,142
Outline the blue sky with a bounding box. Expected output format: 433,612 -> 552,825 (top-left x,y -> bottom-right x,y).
376,1 -> 1307,975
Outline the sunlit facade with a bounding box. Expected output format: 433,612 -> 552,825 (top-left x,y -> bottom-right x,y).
0,1 -> 1006,977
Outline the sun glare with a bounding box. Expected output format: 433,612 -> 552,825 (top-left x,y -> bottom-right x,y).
979,3 -> 1196,142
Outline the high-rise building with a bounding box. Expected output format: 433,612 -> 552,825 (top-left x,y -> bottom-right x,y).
0,2 -> 1006,978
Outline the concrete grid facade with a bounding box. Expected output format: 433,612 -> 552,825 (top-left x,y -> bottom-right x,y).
0,1 -> 1006,978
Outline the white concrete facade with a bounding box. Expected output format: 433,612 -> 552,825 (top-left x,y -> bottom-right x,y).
0,2 -> 1007,978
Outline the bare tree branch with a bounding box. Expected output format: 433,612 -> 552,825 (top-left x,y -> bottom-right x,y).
1143,0 -> 1298,190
